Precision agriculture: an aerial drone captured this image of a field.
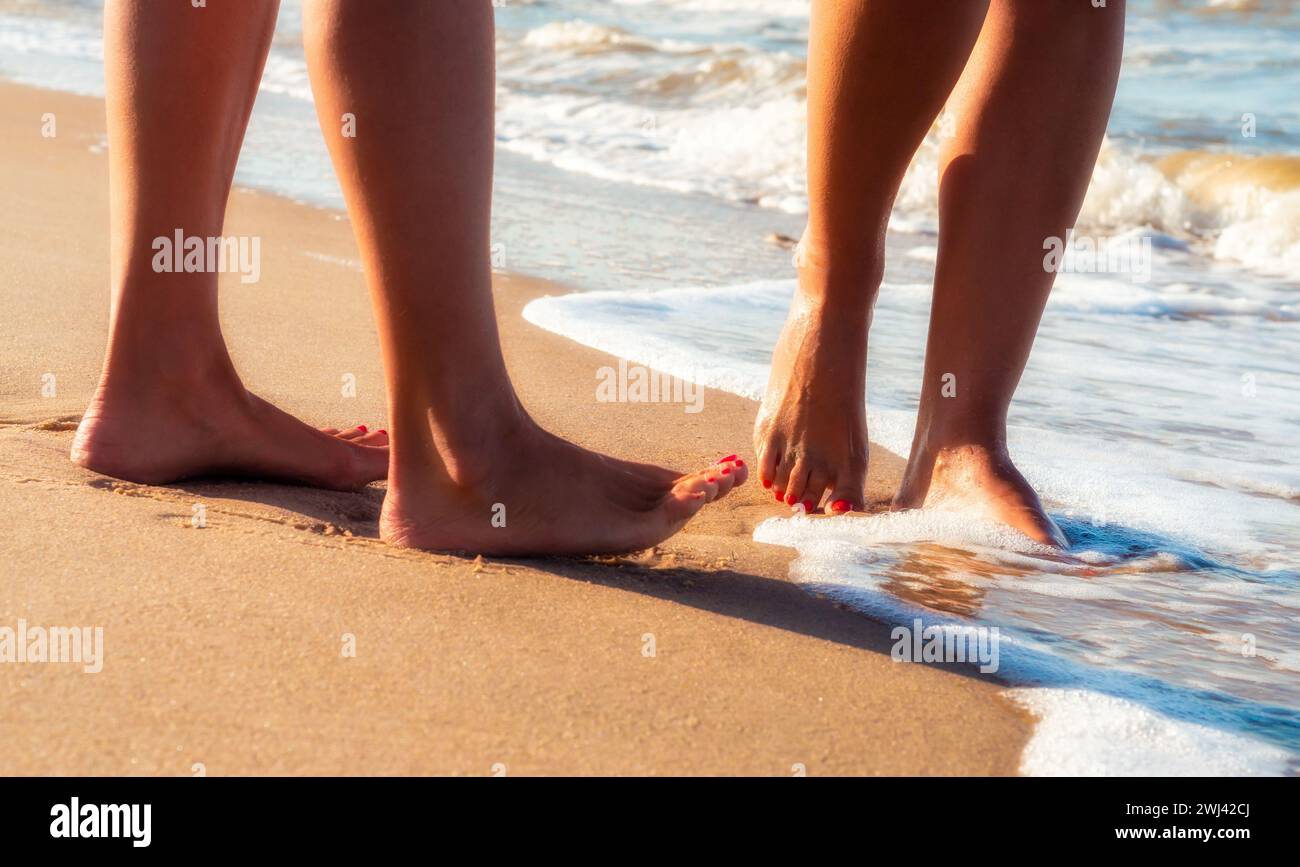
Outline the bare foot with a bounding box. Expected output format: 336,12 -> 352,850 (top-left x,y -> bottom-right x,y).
71,368 -> 389,490
380,415 -> 748,556
754,284 -> 870,516
892,443 -> 1067,548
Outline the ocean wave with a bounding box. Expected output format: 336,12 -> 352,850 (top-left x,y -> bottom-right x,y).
1122,150 -> 1300,276
1049,270 -> 1300,320
1010,689 -> 1293,776
520,20 -> 661,54
609,0 -> 811,16
491,14 -> 1300,278
4,3 -> 1297,277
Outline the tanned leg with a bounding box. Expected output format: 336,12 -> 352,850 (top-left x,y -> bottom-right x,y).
302,0 -> 746,555
893,0 -> 1126,547
755,0 -> 989,515
72,0 -> 389,488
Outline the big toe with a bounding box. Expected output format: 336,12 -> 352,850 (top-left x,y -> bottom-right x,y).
824,481 -> 865,515
1012,506 -> 1069,549
662,486 -> 709,526
343,440 -> 389,487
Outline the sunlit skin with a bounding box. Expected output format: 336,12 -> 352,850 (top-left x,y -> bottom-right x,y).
72,0 -> 391,490
755,0 -> 1125,547
73,0 -> 747,555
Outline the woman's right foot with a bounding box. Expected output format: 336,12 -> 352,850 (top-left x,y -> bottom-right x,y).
754,279 -> 871,516
380,413 -> 748,556
893,443 -> 1068,548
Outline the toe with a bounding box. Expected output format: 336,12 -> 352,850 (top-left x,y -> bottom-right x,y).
825,457 -> 867,514
710,458 -> 746,498
771,451 -> 795,504
662,486 -> 708,524
677,471 -> 722,501
671,456 -> 748,507
356,428 -> 389,447
801,466 -> 832,514
335,425 -> 371,441
825,479 -> 865,514
782,459 -> 811,508
727,457 -> 749,489
345,442 -> 389,486
1018,506 -> 1069,549
328,430 -> 388,486
757,439 -> 780,492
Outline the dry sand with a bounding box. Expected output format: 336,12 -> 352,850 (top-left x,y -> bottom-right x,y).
0,82 -> 1032,775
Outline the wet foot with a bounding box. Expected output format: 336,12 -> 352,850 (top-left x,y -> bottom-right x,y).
892,443 -> 1067,548
71,371 -> 389,490
380,416 -> 748,556
754,283 -> 870,515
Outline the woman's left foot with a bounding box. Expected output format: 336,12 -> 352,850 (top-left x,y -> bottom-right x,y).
71,366 -> 390,490
892,443 -> 1067,548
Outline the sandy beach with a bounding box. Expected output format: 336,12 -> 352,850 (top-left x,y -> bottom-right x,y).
0,81 -> 1031,775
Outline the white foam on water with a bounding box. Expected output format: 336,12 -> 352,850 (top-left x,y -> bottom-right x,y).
1010,689 -> 1292,776
754,513 -> 1297,776
522,282 -> 778,401
610,0 -> 811,15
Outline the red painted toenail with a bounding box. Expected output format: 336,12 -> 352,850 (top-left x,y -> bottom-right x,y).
831,499 -> 852,513
762,478 -> 771,489
719,454 -> 737,463
774,490 -> 784,502
721,467 -> 731,475
377,430 -> 387,436
803,500 -> 814,512
357,425 -> 368,433
707,476 -> 716,483
785,493 -> 796,505
735,459 -> 745,467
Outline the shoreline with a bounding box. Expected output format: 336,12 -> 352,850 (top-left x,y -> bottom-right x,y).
0,81 -> 1032,775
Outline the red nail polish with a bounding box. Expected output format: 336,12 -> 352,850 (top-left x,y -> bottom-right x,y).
774,490 -> 784,502
831,499 -> 851,513
377,430 -> 387,436
357,425 -> 368,433
707,476 -> 716,483
762,478 -> 771,489
719,454 -> 737,463
721,467 -> 731,475
785,493 -> 796,505
803,500 -> 814,512
735,459 -> 745,467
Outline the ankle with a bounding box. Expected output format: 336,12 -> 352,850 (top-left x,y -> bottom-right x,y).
796,264 -> 883,317
788,275 -> 877,346
911,418 -> 1009,467
389,390 -> 533,485
794,230 -> 885,312
95,340 -> 244,407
